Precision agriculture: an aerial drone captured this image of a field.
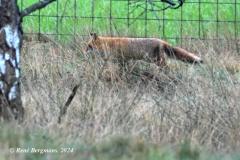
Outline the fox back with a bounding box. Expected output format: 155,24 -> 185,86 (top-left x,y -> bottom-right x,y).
86,33 -> 202,64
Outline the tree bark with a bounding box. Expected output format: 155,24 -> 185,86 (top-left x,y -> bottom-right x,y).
0,0 -> 24,122
20,0 -> 57,18
0,0 -> 57,122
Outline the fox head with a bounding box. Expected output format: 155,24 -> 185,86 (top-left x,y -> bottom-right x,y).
86,32 -> 103,52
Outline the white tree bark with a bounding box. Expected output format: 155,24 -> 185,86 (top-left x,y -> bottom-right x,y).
0,0 -> 23,121
0,0 -> 57,122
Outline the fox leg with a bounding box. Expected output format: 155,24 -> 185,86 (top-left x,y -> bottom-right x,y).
153,48 -> 167,69
154,54 -> 166,67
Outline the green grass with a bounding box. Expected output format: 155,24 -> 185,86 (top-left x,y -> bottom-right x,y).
1,123 -> 240,160
4,1 -> 239,159
18,0 -> 240,43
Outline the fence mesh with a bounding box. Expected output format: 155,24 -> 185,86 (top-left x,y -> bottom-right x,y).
19,0 -> 239,44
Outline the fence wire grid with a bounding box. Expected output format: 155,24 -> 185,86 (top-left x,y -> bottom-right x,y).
19,0 -> 239,44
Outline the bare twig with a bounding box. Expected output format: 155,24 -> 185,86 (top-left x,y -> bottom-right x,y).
59,0 -> 70,23
130,0 -> 184,13
128,0 -> 184,26
20,0 -> 57,18
58,84 -> 80,123
161,0 -> 176,6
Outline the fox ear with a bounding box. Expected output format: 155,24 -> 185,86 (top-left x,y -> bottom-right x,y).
90,32 -> 98,40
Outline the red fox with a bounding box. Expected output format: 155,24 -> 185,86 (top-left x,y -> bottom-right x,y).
85,33 -> 203,67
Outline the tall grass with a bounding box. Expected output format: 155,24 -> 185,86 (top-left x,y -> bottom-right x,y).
1,36 -> 239,159
0,1 -> 238,159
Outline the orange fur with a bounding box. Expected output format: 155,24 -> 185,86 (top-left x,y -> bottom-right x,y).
86,33 -> 203,67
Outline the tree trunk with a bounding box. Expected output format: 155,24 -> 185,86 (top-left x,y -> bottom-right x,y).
0,0 -> 24,122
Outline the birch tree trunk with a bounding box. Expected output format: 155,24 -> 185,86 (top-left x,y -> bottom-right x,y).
0,0 -> 24,122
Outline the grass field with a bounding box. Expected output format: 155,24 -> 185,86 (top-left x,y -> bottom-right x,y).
1,124 -> 240,160
1,37 -> 240,159
19,0 -> 240,43
0,0 -> 239,159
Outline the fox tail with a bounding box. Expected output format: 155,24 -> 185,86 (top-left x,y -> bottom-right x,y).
162,41 -> 203,63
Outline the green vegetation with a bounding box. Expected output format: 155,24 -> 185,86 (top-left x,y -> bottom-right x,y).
1,1 -> 238,160
19,0 -> 240,43
0,37 -> 238,159
1,124 -> 240,160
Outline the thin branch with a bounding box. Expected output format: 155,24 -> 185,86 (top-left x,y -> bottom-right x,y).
161,0 -> 176,6
59,0 -> 70,23
58,84 -> 80,123
130,0 -> 184,13
20,0 -> 57,18
148,1 -> 162,31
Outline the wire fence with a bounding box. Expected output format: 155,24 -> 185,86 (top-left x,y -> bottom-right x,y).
19,0 -> 239,45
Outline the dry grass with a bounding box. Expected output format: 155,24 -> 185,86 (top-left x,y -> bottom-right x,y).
16,37 -> 240,154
